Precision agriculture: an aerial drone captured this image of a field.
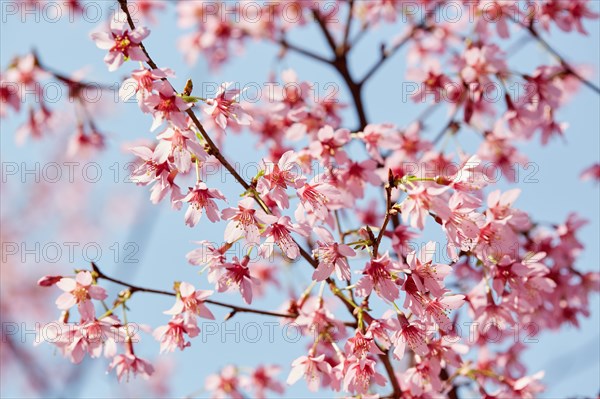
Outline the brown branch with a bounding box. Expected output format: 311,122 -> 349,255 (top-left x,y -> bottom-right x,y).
312,9 -> 338,55
91,262 -> 296,319
373,171 -> 394,256
379,350 -> 402,399
342,0 -> 355,54
527,26 -> 600,94
92,262 -> 357,326
360,28 -> 419,86
278,38 -> 333,65
507,16 -> 600,95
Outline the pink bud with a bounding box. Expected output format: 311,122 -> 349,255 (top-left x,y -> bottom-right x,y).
37,275 -> 62,287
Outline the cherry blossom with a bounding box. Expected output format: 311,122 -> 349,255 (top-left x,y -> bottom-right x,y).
216,256 -> 259,304
355,252 -> 402,302
181,182 -> 226,226
10,1 -> 600,397
203,82 -> 252,130
55,271 -> 107,320
286,354 -> 333,392
91,14 -> 150,71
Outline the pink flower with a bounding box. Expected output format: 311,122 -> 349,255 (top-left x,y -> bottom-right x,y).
153,314 -> 200,353
423,294 -> 465,332
144,81 -> 192,131
119,67 -> 173,103
221,197 -> 270,245
355,252 -> 401,302
345,330 -> 383,360
186,240 -> 228,269
55,271 -> 107,320
108,351 -> 154,382
441,192 -> 483,260
580,163 -> 600,183
204,82 -> 252,130
241,365 -> 285,399
308,125 -> 351,165
154,125 -> 206,173
286,354 -> 333,392
68,316 -> 123,363
406,242 -> 452,297
341,159 -> 381,199
343,357 -> 387,395
15,104 -> 54,145
37,275 -> 62,287
181,182 -> 226,226
295,176 -> 343,221
205,365 -> 244,399
312,230 -> 355,281
486,189 -> 530,231
356,123 -> 399,163
257,150 -> 305,209
66,126 -> 105,159
388,313 -> 429,360
91,15 -> 150,71
0,76 -> 21,117
216,256 -> 259,304
129,144 -> 182,207
260,215 -> 308,260
164,281 -> 215,320
509,371 -> 545,398
399,185 -> 448,230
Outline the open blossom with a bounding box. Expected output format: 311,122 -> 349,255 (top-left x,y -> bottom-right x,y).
399,185 -> 448,230
423,294 -> 465,332
580,163 -> 600,183
216,256 -> 259,304
441,192 -> 483,260
221,197 -> 270,245
164,281 -> 215,320
295,176 -> 344,221
241,365 -> 285,399
204,82 -> 252,130
91,15 -> 149,71
406,242 -> 452,297
345,330 -> 384,360
55,271 -> 107,319
355,252 -> 402,302
341,159 -> 381,199
206,365 -> 244,399
108,350 -> 155,382
388,313 -> 429,360
181,182 -> 226,226
312,230 -> 355,281
129,144 -> 182,207
67,316 -> 123,363
343,357 -> 387,395
144,81 -> 192,131
186,240 -> 229,274
486,189 -> 530,231
153,314 -> 200,353
257,150 -> 305,209
119,67 -> 173,103
260,215 -> 308,260
308,125 -> 351,165
356,123 -> 399,163
154,125 -> 206,173
286,354 -> 333,392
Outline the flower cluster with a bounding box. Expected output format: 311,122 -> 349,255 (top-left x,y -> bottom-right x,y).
2,0 -> 596,398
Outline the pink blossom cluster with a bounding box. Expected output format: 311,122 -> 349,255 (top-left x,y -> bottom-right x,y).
2,0 -> 598,397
